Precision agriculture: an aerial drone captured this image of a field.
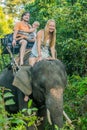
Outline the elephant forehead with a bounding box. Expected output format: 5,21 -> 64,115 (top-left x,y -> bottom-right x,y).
50,88 -> 63,99
32,60 -> 66,77
32,70 -> 66,89
32,60 -> 67,88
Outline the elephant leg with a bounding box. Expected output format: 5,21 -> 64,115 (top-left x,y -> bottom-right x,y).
46,87 -> 63,129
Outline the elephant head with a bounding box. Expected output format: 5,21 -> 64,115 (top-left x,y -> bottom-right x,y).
12,59 -> 67,129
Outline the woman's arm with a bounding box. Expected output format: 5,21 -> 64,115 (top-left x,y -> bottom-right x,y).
37,30 -> 43,57
50,45 -> 56,59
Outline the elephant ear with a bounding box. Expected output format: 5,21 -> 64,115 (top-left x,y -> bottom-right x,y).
12,66 -> 32,96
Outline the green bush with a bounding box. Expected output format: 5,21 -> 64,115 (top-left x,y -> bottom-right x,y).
57,39 -> 87,76
64,75 -> 87,130
0,87 -> 38,130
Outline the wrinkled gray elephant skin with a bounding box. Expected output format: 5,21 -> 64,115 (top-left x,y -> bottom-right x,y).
13,59 -> 67,128
0,65 -> 28,112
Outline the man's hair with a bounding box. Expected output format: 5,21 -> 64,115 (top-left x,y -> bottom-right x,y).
21,12 -> 30,20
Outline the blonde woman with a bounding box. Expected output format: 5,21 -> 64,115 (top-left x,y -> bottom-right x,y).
29,19 -> 56,66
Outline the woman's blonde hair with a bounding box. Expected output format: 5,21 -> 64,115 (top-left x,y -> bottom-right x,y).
44,19 -> 56,47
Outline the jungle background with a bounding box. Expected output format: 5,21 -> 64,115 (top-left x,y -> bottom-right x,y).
0,0 -> 87,130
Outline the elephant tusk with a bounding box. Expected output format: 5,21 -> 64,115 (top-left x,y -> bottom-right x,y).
47,109 -> 52,125
47,110 -> 73,126
63,110 -> 73,126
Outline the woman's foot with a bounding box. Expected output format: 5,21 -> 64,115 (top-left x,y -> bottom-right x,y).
20,62 -> 23,66
24,95 -> 29,102
19,58 -> 24,66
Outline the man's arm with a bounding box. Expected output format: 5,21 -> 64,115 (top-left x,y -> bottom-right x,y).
12,22 -> 20,46
12,30 -> 18,46
28,28 -> 35,33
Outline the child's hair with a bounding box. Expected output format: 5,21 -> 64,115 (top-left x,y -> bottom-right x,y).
33,21 -> 40,26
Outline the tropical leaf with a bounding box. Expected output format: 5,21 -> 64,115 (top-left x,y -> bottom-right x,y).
4,92 -> 14,98
5,99 -> 15,105
28,99 -> 33,108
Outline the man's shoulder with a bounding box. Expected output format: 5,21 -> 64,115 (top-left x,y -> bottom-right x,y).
15,21 -> 22,26
16,21 -> 31,27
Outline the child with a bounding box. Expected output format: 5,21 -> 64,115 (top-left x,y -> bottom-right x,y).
32,21 -> 40,37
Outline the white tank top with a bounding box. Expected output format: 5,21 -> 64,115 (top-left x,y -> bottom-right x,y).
31,33 -> 50,58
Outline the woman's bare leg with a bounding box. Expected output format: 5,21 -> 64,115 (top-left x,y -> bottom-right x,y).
29,57 -> 37,66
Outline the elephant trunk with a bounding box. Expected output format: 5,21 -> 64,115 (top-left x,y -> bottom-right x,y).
46,87 -> 63,128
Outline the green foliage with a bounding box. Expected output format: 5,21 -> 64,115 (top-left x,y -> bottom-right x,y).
0,7 -> 13,38
64,75 -> 87,130
25,0 -> 58,28
0,87 -> 39,130
0,53 -> 11,72
57,39 -> 87,76
1,0 -> 31,18
0,38 -> 11,72
0,87 -> 15,129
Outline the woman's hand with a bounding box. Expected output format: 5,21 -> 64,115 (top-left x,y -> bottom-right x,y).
46,57 -> 56,60
37,56 -> 42,62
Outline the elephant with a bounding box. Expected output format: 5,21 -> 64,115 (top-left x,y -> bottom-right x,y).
0,59 -> 67,129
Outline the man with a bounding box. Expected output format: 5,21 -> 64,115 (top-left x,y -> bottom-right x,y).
12,12 -> 35,65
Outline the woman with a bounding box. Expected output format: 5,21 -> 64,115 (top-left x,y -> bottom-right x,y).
29,19 -> 56,66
